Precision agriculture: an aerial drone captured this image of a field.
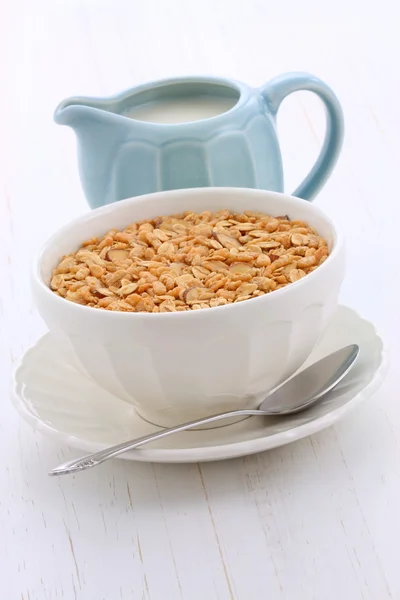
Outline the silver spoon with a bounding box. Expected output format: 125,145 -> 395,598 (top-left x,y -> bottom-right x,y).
49,344 -> 359,476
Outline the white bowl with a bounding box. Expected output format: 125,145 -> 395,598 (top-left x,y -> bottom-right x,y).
32,187 -> 345,427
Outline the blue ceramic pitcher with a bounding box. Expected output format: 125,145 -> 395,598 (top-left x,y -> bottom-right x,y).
54,73 -> 344,209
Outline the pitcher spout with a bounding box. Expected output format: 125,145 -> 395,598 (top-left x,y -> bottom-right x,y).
54,96 -> 115,128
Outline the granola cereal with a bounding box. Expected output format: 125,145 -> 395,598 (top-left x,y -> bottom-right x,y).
49,210 -> 329,313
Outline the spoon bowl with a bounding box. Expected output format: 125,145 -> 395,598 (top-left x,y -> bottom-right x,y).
259,343 -> 359,414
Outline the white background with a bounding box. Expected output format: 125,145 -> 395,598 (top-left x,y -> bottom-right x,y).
1,1 -> 399,598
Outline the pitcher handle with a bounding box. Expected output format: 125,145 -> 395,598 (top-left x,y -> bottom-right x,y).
260,72 -> 344,201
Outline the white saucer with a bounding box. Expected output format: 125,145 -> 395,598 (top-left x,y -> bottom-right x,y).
11,306 -> 387,463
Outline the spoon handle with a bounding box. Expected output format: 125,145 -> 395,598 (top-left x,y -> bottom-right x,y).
49,409 -> 261,476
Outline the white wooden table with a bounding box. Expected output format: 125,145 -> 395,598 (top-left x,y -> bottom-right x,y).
1,1 -> 399,598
